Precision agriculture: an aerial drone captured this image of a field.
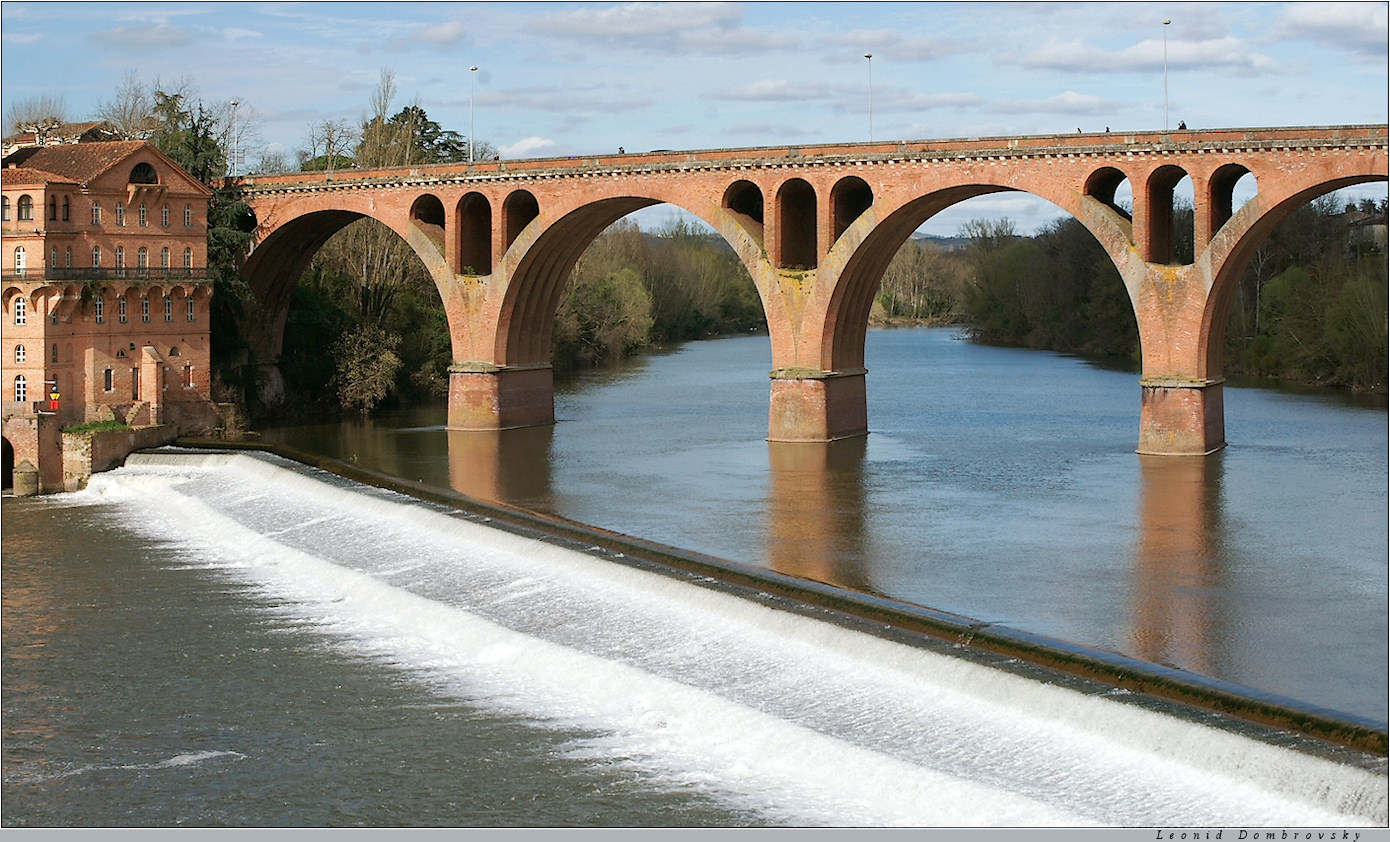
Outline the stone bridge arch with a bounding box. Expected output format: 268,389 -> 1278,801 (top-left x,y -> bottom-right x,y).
240,126 -> 1388,453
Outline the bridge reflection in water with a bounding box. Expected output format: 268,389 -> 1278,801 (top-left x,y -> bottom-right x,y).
1131,454 -> 1225,677
430,426 -> 1228,679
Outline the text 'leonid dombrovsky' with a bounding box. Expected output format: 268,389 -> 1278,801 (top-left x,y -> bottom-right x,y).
1156,832 -> 1365,841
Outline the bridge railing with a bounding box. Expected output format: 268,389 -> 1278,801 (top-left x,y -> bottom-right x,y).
240,125 -> 1388,191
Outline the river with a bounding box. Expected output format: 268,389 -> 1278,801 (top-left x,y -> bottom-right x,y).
2,326 -> 1386,826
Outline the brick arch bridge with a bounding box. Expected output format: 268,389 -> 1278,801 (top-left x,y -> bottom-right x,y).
240,125 -> 1387,455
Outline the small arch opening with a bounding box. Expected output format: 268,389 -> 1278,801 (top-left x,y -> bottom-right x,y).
832,176 -> 874,243
1209,164 -> 1256,234
504,190 -> 540,250
776,178 -> 817,270
1085,167 -> 1133,222
1147,165 -> 1194,265
410,194 -> 446,229
457,192 -> 492,275
723,180 -> 765,225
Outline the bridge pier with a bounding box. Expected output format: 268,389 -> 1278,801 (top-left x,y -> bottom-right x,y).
447,364 -> 555,431
1137,378 -> 1226,456
767,369 -> 869,442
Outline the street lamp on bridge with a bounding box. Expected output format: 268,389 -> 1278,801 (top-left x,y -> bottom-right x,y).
864,53 -> 874,143
1162,19 -> 1172,131
470,65 -> 479,163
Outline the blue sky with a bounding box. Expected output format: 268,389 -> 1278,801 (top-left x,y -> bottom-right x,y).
3,1 -> 1386,233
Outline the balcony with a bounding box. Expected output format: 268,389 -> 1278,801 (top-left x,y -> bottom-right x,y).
1,267 -> 213,283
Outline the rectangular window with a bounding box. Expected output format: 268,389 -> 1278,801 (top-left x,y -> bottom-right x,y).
14,376 -> 26,403
95,297 -> 104,324
116,203 -> 125,226
164,296 -> 172,322
187,299 -> 196,322
141,297 -> 149,323
139,205 -> 148,227
92,245 -> 101,267
161,205 -> 169,226
183,364 -> 193,388
13,298 -> 25,325
118,297 -> 127,324
184,205 -> 192,227
131,367 -> 140,401
104,368 -> 113,391
51,344 -> 58,363
92,203 -> 101,225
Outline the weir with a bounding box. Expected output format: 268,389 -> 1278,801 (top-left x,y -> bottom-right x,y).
75,448 -> 1387,826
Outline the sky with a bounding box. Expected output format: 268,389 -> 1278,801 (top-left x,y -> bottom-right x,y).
2,1 -> 1387,234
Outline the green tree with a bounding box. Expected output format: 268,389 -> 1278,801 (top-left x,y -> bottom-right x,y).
332,324 -> 402,413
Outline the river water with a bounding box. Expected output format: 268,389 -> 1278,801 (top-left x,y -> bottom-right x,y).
2,327 -> 1386,826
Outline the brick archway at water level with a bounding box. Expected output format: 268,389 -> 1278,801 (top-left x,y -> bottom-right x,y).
240,125 -> 1387,455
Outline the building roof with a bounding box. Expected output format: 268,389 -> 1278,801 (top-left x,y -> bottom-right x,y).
1,166 -> 78,187
0,141 -> 212,196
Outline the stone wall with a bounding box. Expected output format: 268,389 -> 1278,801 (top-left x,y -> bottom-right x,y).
62,424 -> 178,491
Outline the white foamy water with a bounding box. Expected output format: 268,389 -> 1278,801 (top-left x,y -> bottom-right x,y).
69,449 -> 1387,827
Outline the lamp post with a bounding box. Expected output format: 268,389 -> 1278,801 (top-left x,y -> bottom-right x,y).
469,66 -> 478,163
228,100 -> 239,177
864,53 -> 874,142
1162,20 -> 1171,130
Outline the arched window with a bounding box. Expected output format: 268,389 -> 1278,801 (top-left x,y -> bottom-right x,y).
1,196 -> 9,221
17,195 -> 33,220
13,247 -> 26,277
14,344 -> 26,363
115,246 -> 125,272
48,196 -> 57,221
141,296 -> 150,323
129,162 -> 158,184
94,296 -> 104,324
61,196 -> 69,221
12,296 -> 26,325
183,205 -> 192,227
14,375 -> 26,403
115,202 -> 125,226
161,247 -> 170,268
163,295 -> 172,322
138,204 -> 148,227
137,246 -> 148,270
118,297 -> 127,323
92,202 -> 102,225
50,247 -> 58,268
50,344 -> 58,363
161,205 -> 169,227
183,247 -> 193,269
92,245 -> 101,267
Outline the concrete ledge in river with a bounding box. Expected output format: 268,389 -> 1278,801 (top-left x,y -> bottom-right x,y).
174,435 -> 1390,760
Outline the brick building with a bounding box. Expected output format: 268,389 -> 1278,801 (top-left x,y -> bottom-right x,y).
2,140 -> 217,493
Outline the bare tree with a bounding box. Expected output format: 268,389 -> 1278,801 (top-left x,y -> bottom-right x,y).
300,119 -> 359,173
5,94 -> 69,137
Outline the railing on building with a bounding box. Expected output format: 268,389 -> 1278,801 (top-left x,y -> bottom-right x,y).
1,267 -> 213,283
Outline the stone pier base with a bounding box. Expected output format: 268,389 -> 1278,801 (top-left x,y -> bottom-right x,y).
447,364 -> 555,431
767,368 -> 869,443
1137,378 -> 1227,456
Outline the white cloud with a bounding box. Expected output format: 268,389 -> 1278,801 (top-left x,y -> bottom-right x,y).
89,22 -> 193,50
223,27 -> 264,42
989,90 -> 1122,116
1016,35 -> 1277,75
501,136 -> 556,157
715,79 -> 836,102
416,19 -> 468,47
1274,2 -> 1388,56
535,1 -> 742,39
